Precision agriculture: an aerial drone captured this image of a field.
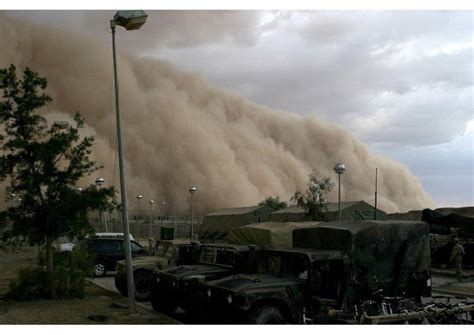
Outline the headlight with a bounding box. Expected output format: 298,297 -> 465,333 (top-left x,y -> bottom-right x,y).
156,276 -> 160,283
207,289 -> 212,297
227,294 -> 233,304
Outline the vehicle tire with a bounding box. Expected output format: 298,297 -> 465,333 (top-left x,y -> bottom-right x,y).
93,261 -> 107,277
134,271 -> 154,302
114,275 -> 128,297
150,288 -> 177,315
246,305 -> 285,324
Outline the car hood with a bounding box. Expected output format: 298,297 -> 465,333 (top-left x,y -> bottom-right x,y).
159,264 -> 232,279
208,273 -> 303,293
117,256 -> 168,268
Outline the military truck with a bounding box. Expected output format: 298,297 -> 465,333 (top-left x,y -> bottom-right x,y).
114,238 -> 199,301
150,243 -> 260,316
203,221 -> 434,324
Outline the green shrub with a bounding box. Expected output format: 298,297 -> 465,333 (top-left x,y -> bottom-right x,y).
3,267 -> 49,300
3,247 -> 93,300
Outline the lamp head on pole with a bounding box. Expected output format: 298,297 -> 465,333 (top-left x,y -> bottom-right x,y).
95,177 -> 105,186
334,163 -> 346,175
52,120 -> 69,129
136,194 -> 143,200
112,10 -> 148,30
189,186 -> 197,194
149,200 -> 154,205
161,201 -> 166,206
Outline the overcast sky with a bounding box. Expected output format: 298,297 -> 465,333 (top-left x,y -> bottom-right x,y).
5,9 -> 474,208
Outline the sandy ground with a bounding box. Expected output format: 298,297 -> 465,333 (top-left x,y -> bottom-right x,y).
0,246 -> 177,324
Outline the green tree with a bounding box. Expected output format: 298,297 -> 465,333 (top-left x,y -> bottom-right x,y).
258,196 -> 288,211
0,64 -> 115,298
291,170 -> 334,221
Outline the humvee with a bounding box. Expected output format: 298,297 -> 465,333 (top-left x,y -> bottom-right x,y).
203,221 -> 432,324
114,238 -> 199,301
150,243 -> 260,316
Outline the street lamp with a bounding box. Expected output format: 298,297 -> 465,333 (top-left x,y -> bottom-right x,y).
334,163 -> 346,222
189,186 -> 197,241
160,201 -> 166,223
52,120 -> 69,129
95,177 -> 104,187
50,120 -> 69,139
110,9 -> 148,314
136,194 -> 143,240
95,177 -> 107,232
148,200 -> 154,238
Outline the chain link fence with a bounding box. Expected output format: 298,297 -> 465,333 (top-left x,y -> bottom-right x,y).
90,212 -> 201,244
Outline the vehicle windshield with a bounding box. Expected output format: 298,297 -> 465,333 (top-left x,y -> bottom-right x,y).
155,241 -> 172,257
257,252 -> 309,279
199,246 -> 235,267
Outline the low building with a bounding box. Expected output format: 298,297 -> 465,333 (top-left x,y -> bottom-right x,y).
269,201 -> 387,222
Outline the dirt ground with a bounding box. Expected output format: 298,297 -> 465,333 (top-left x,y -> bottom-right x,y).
0,245 -> 177,324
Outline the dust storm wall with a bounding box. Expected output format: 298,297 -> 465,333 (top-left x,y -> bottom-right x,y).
0,14 -> 435,215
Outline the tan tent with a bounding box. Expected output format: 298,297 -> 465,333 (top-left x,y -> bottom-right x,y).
200,205 -> 275,242
227,221 -> 322,249
269,201 -> 387,222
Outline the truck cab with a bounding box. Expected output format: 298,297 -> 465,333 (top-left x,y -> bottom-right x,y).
204,248 -> 350,323
114,239 -> 199,301
150,243 -> 260,316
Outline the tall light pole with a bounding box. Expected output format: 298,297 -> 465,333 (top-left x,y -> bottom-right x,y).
374,167 -> 378,220
137,194 -> 143,240
334,163 -> 346,222
148,199 -> 154,238
95,177 -> 107,232
161,201 -> 166,223
110,9 -> 148,314
189,186 -> 197,241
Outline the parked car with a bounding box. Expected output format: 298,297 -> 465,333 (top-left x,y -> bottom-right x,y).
94,232 -> 135,241
74,237 -> 148,277
55,232 -> 135,253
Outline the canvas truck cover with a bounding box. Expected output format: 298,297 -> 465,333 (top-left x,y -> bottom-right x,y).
293,221 -> 431,296
421,208 -> 474,238
227,221 -> 322,249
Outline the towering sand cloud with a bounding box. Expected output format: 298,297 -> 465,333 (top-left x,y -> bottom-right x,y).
0,15 -> 435,214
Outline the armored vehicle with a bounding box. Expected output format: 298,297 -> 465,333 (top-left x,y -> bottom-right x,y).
203,221 -> 433,324
150,243 -> 260,316
114,239 -> 199,301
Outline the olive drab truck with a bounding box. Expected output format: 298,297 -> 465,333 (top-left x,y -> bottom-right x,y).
150,243 -> 261,318
114,238 -> 199,301
202,221 -> 443,324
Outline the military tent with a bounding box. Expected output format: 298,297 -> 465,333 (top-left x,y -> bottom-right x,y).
269,201 -> 387,222
227,221 -> 322,249
199,206 -> 274,242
